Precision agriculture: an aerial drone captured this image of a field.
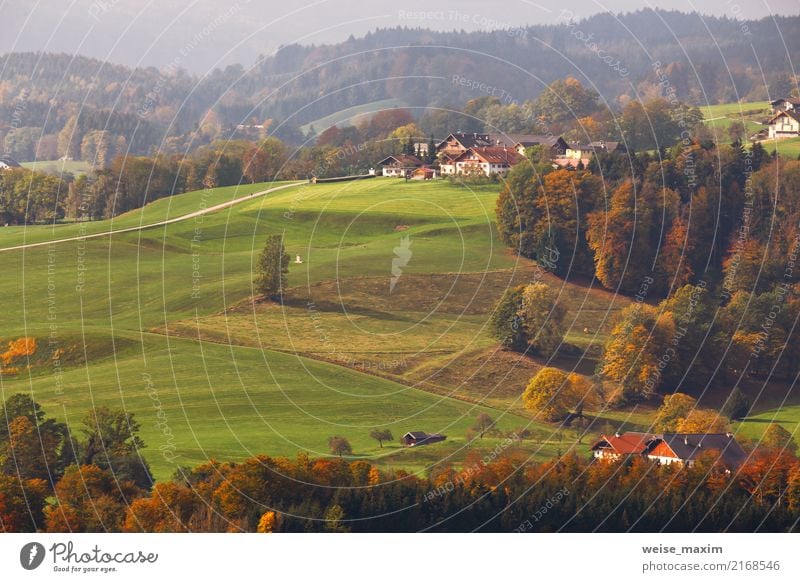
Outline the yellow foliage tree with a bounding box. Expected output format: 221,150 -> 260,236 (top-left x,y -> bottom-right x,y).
653,393 -> 697,432
676,409 -> 730,433
523,367 -> 582,421
257,510 -> 278,533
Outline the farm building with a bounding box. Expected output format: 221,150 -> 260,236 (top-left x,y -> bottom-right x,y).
453,146 -> 524,177
768,110 -> 800,139
377,154 -> 423,177
411,167 -> 436,180
647,433 -> 747,469
590,432 -> 655,461
0,156 -> 22,170
770,97 -> 800,114
435,132 -> 494,158
400,431 -> 447,447
435,132 -> 568,159
591,431 -> 747,470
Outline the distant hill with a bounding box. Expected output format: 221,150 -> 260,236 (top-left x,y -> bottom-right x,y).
1,9 -> 798,159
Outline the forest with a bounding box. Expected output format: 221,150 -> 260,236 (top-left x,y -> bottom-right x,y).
1,393 -> 798,533
1,9 -> 799,161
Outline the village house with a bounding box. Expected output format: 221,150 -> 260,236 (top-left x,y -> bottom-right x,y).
555,140 -> 624,169
0,155 -> 21,170
767,109 -> 800,139
436,132 -> 568,160
453,146 -> 524,177
377,154 -> 424,177
591,431 -> 748,471
494,134 -> 569,157
770,97 -> 800,114
436,132 -> 495,158
590,432 -> 655,461
646,433 -> 747,469
411,167 -> 436,180
400,431 -> 447,447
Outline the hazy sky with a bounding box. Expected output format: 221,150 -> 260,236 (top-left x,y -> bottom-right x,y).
2,0 -> 798,73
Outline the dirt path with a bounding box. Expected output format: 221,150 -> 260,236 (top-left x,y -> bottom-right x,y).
0,181 -> 302,253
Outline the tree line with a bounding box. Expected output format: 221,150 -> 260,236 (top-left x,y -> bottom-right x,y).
2,393 -> 799,533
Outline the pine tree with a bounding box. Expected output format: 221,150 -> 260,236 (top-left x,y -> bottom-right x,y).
255,234 -> 289,300
427,134 -> 437,164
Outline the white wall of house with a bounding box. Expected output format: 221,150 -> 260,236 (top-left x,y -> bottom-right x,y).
769,115 -> 800,138
382,167 -> 408,177
455,160 -> 510,176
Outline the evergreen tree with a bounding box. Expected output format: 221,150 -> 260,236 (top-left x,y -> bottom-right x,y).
255,234 -> 290,299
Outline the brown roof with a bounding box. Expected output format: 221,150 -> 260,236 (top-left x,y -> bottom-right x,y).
378,154 -> 424,167
456,146 -> 525,165
654,433 -> 748,468
771,98 -> 800,106
489,133 -> 568,150
436,133 -> 493,150
769,110 -> 800,124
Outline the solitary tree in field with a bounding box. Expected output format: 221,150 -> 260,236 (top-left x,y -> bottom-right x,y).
328,436 -> 352,457
255,234 -> 289,300
369,429 -> 393,448
489,285 -> 528,351
522,367 -> 583,422
473,413 -> 496,439
519,283 -> 566,356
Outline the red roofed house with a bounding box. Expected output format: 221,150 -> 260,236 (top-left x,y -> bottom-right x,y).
591,431 -> 748,471
646,433 -> 747,470
590,432 -> 655,461
453,146 -> 524,177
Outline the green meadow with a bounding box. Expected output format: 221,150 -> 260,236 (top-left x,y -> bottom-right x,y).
0,178 -> 581,479
2,176 -> 797,479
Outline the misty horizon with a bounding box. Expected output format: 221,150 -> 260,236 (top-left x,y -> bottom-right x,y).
2,0 -> 799,74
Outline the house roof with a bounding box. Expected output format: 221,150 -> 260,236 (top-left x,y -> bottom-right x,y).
591,432 -> 656,454
656,433 -> 748,468
403,431 -> 429,440
436,132 -> 494,150
0,156 -> 21,168
378,154 -> 423,167
455,146 -> 525,165
488,133 -> 567,149
769,110 -> 800,124
771,98 -> 800,106
568,140 -> 622,152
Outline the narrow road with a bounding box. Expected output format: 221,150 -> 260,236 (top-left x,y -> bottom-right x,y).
0,181 -> 302,253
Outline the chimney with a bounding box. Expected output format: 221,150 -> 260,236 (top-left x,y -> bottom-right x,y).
684,436 -> 689,446
726,432 -> 733,439
614,432 -> 620,438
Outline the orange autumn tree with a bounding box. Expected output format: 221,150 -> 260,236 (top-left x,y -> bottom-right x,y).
599,304 -> 675,402
0,337 -> 37,375
45,464 -> 142,532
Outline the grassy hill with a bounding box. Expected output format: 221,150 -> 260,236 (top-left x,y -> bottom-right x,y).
21,159 -> 93,176
299,98 -> 407,135
0,178 -> 581,478
701,100 -> 770,143
2,176 -> 797,479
